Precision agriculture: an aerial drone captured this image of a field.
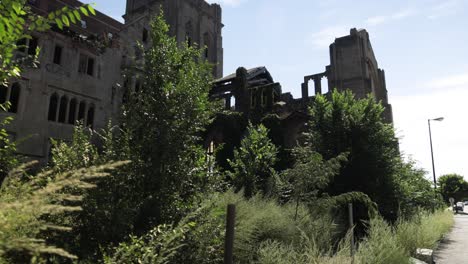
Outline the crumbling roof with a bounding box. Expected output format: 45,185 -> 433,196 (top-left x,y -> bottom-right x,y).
213,66 -> 274,84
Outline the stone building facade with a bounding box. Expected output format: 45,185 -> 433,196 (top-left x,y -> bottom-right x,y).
0,0 -> 223,161
208,28 -> 393,157
123,0 -> 223,78
2,0 -> 391,165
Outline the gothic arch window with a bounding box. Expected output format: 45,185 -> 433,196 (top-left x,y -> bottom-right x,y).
185,21 -> 193,47
8,83 -> 21,113
58,96 -> 68,123
48,93 -> 59,121
86,105 -> 94,128
203,32 -> 211,61
68,98 -> 77,125
78,101 -> 86,122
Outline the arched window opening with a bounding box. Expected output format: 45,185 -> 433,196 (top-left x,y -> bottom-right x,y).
58,96 -> 68,123
185,21 -> 193,47
203,33 -> 211,61
8,83 -> 21,113
0,85 -> 7,104
48,93 -> 59,121
86,106 -> 94,128
78,101 -> 86,122
68,98 -> 77,125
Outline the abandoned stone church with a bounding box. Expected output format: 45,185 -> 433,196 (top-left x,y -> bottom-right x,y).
1,0 -> 392,162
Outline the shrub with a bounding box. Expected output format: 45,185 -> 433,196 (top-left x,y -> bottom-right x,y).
0,161 -> 127,263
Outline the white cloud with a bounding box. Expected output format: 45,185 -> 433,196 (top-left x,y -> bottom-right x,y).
206,0 -> 247,7
427,73 -> 468,89
306,26 -> 349,49
365,8 -> 416,27
366,16 -> 388,26
392,76 -> 468,180
428,0 -> 460,19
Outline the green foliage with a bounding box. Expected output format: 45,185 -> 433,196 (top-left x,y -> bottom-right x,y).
49,124 -> 99,173
108,191 -> 342,264
0,103 -> 18,184
45,123 -> 138,261
0,160 -> 127,263
395,210 -> 453,256
227,123 -> 278,197
0,0 -> 95,85
395,160 -> 441,216
438,174 -> 468,203
105,224 -> 189,264
356,218 -> 409,264
120,12 -> 216,229
308,90 -> 401,221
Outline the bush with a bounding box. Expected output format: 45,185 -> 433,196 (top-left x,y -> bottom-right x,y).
0,161 -> 127,263
107,191 -> 341,264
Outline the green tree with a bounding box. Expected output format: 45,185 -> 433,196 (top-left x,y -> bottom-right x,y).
307,90 -> 401,221
227,123 -> 278,198
0,0 -> 95,85
120,12 -> 216,231
438,174 -> 468,203
394,159 -> 440,216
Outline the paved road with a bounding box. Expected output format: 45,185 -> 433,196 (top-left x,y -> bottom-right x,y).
434,213 -> 468,264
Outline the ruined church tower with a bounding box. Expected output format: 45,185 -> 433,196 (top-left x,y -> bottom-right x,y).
122,0 -> 224,78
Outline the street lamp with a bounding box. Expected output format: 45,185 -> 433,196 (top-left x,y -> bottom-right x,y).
428,117 -> 444,203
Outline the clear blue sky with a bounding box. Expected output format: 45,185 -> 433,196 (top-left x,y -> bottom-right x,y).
85,0 -> 468,181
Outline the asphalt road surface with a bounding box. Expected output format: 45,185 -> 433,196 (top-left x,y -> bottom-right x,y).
434,212 -> 468,264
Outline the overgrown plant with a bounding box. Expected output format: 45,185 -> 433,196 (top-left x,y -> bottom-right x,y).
227,123 -> 278,198
120,11 -> 217,230
308,90 -> 401,221
0,0 -> 96,85
0,103 -> 18,184
0,160 -> 128,263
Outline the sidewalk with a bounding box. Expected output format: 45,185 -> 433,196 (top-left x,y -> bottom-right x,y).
433,213 -> 468,264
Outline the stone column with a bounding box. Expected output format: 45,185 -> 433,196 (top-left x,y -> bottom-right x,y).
301,82 -> 308,99
314,77 -> 322,95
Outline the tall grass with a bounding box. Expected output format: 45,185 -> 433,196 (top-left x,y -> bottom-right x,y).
257,210 -> 453,264
396,210 -> 453,256
107,191 -> 453,264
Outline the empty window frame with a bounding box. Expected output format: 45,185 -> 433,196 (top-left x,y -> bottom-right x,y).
78,54 -> 95,76
86,106 -> 94,127
78,101 -> 86,121
48,93 -> 59,121
17,37 -> 39,56
58,96 -> 68,123
8,83 -> 21,113
68,98 -> 77,125
203,33 -> 211,60
0,83 -> 21,113
53,45 -> 63,64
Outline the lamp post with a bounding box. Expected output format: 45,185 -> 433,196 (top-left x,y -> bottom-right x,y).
428,117 -> 444,207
